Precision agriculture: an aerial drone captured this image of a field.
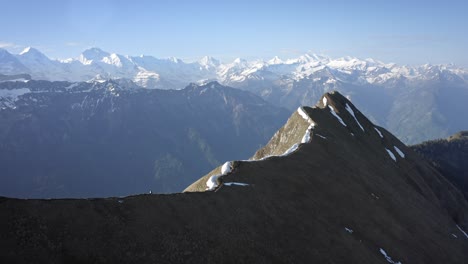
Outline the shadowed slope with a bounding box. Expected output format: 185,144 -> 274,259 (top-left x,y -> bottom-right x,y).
412,131 -> 468,200
0,92 -> 467,263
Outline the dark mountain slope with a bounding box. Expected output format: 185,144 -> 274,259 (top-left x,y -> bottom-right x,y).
412,131 -> 468,200
0,92 -> 467,263
0,80 -> 289,198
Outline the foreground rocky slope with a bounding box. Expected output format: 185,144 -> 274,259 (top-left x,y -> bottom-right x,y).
0,92 -> 467,263
412,131 -> 468,200
0,80 -> 288,198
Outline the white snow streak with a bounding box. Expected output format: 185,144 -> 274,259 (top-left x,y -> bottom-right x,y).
344,227 -> 354,233
456,225 -> 468,239
316,134 -> 327,139
282,143 -> 299,156
301,129 -> 311,143
385,148 -> 397,162
393,146 -> 405,158
328,105 -> 347,127
322,96 -> 328,106
374,127 -> 384,138
297,107 -> 310,121
301,124 -> 315,143
224,182 -> 249,186
345,103 -> 364,131
379,248 -> 402,264
297,107 -> 317,128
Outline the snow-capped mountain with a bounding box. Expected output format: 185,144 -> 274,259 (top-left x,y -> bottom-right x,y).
1,47 -> 468,143
2,47 -> 467,91
0,48 -> 30,74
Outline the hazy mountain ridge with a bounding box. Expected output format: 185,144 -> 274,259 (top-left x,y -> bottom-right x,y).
0,80 -> 289,198
0,91 -> 466,263
2,47 -> 468,143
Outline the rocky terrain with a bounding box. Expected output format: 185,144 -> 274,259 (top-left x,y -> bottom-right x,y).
412,131 -> 468,200
0,80 -> 288,198
0,92 -> 466,263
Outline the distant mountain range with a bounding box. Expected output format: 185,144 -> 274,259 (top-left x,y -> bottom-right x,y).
1,91 -> 466,263
2,47 -> 468,144
0,80 -> 288,198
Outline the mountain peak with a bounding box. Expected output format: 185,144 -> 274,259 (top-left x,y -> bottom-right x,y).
19,47 -> 49,59
20,47 -> 39,55
81,47 -> 110,61
168,56 -> 182,63
267,56 -> 283,65
199,56 -> 220,67
0,48 -> 12,56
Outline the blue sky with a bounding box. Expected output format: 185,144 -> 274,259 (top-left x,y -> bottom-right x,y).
1,0 -> 468,66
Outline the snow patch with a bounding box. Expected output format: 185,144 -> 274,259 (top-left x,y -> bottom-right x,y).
224,182 -> 249,186
328,105 -> 347,127
345,103 -> 364,131
206,161 -> 235,191
301,129 -> 311,143
385,148 -> 397,162
0,88 -> 31,100
456,225 -> 468,238
297,107 -> 310,121
345,227 -> 354,233
221,161 -> 233,175
322,96 -> 327,106
374,127 -> 384,138
206,174 -> 222,191
0,88 -> 31,109
301,124 -> 315,143
379,248 -> 402,264
393,146 -> 405,158
451,233 -> 458,238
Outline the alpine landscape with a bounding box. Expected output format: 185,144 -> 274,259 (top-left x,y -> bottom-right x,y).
0,1 -> 467,263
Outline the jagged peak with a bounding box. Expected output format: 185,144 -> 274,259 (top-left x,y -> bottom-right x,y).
185,90 -> 407,193
267,56 -> 283,65
81,47 -> 110,60
19,47 -> 43,56
187,80 -> 224,90
199,55 -> 220,66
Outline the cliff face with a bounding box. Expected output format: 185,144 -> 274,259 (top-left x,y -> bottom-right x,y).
1,91 -> 467,264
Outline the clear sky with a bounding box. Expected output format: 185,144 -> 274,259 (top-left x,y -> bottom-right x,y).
1,0 -> 468,66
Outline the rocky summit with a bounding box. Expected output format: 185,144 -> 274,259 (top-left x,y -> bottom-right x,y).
0,91 -> 467,263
